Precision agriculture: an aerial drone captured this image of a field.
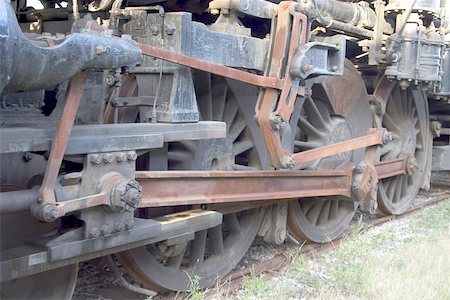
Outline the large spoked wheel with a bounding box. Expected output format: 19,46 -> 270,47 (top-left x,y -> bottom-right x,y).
287,61 -> 372,243
0,185 -> 78,300
374,77 -> 430,215
116,73 -> 267,292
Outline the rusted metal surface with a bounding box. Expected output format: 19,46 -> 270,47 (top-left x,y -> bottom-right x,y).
274,8 -> 308,122
138,43 -> 283,90
136,169 -> 353,207
38,72 -> 87,208
292,128 -> 386,165
375,154 -> 413,180
0,152 -> 419,214
256,2 -> 302,168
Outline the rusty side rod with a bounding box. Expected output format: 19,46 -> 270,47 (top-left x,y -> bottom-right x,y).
37,72 -> 87,220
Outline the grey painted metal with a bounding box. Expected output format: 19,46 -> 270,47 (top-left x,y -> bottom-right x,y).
386,0 -> 440,14
385,12 -> 445,89
0,210 -> 222,282
0,121 -> 226,154
123,11 -> 269,122
209,0 -> 278,19
432,145 -> 450,171
0,187 -> 39,215
0,0 -> 142,93
290,35 -> 346,79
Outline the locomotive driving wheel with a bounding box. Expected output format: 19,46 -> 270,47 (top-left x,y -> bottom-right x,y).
374,77 -> 430,215
287,61 -> 372,243
116,73 -> 267,292
0,185 -> 78,300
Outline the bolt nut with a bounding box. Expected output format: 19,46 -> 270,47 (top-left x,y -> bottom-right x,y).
127,151 -> 137,161
351,181 -> 360,193
110,178 -> 142,213
116,152 -> 127,162
95,45 -> 109,55
114,222 -> 125,232
281,155 -> 295,169
354,165 -> 364,174
101,225 -> 112,236
23,152 -> 33,162
406,156 -> 419,175
125,219 -> 135,230
383,131 -> 393,144
165,24 -> 176,35
210,8 -> 220,15
105,75 -> 115,86
103,153 -> 113,164
90,154 -> 102,165
331,65 -> 338,72
89,227 -> 100,239
303,64 -> 314,72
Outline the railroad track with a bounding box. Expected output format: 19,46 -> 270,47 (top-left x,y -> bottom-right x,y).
73,188 -> 450,300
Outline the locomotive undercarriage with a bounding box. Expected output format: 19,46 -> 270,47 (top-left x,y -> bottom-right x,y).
0,0 -> 449,297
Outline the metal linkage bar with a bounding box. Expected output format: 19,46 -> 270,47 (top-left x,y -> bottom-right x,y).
292,128 -> 388,165
137,43 -> 284,90
37,72 -> 87,214
137,169 -> 354,207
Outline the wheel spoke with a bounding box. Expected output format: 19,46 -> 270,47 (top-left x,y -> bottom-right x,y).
212,82 -> 228,121
208,225 -> 225,255
298,115 -> 325,139
189,230 -> 207,266
307,201 -> 325,226
303,97 -> 328,130
168,150 -> 193,163
232,139 -> 254,156
224,213 -> 242,234
387,177 -> 397,201
387,95 -> 401,119
228,117 -> 247,142
318,200 -> 332,226
166,243 -> 187,269
393,176 -> 403,203
294,140 -> 321,150
383,113 -> 402,133
223,98 -> 239,129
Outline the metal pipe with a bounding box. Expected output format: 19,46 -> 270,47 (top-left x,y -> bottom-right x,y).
106,255 -> 157,297
297,0 -> 393,34
314,0 -> 370,26
0,0 -> 142,93
0,187 -> 39,215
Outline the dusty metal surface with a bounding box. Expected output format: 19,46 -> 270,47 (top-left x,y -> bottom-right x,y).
0,210 -> 221,282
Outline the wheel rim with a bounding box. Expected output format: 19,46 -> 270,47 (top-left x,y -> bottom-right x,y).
0,186 -> 79,300
0,265 -> 78,300
375,77 -> 429,215
116,74 -> 267,292
287,61 -> 371,243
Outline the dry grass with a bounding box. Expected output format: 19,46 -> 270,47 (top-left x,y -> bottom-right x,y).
210,198 -> 450,300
